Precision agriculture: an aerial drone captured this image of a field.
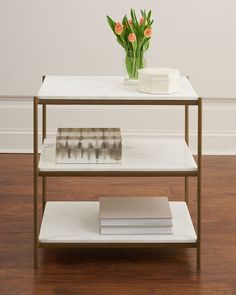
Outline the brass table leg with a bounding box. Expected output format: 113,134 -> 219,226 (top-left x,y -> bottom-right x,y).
185,105 -> 189,205
33,97 -> 39,269
42,104 -> 46,212
197,98 -> 202,271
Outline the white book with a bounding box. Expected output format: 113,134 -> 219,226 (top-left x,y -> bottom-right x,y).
99,196 -> 172,219
100,219 -> 173,227
100,227 -> 173,235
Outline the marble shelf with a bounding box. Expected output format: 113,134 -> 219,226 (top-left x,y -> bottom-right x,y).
38,138 -> 197,173
38,201 -> 197,244
37,76 -> 198,101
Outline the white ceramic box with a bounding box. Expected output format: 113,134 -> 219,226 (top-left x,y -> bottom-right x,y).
138,68 -> 180,94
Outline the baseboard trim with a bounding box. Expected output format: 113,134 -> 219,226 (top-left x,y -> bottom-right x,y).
1,96 -> 236,154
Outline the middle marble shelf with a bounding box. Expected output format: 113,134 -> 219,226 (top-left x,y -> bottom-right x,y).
38,137 -> 197,174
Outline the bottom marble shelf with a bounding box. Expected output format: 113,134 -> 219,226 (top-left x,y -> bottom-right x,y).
38,201 -> 197,245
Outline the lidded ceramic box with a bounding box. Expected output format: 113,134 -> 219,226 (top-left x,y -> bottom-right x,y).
138,68 -> 180,94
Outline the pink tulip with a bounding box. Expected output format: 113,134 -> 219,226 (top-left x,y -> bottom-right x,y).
140,17 -> 144,26
115,22 -> 123,35
128,33 -> 136,43
129,19 -> 133,26
144,27 -> 152,37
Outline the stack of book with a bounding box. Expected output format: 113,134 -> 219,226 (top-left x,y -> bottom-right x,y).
99,197 -> 173,235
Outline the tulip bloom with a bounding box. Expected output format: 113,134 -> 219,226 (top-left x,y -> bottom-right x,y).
115,22 -> 123,35
140,17 -> 144,26
128,33 -> 136,43
129,19 -> 133,26
144,27 -> 152,37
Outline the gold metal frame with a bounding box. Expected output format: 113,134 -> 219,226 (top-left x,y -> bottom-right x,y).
38,98 -> 198,106
42,76 -> 47,212
38,242 -> 197,249
33,80 -> 202,271
33,97 -> 38,268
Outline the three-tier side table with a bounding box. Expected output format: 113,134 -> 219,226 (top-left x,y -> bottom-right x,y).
33,76 -> 202,270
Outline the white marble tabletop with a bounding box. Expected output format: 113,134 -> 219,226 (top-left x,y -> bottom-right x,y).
37,76 -> 198,100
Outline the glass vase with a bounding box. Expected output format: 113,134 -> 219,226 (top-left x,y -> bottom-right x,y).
124,51 -> 146,84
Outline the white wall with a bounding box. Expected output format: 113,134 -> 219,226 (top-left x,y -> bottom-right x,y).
0,0 -> 236,153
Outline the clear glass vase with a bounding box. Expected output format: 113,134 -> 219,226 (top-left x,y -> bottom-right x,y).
124,51 -> 146,84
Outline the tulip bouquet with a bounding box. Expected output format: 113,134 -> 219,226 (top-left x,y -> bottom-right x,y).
107,9 -> 153,82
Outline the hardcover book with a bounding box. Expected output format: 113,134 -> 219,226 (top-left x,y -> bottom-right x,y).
100,227 -> 173,235
100,219 -> 172,227
99,196 -> 172,220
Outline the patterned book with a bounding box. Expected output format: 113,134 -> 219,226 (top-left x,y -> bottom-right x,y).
56,128 -> 122,164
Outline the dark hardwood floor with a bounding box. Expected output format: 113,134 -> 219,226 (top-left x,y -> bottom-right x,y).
0,154 -> 236,295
